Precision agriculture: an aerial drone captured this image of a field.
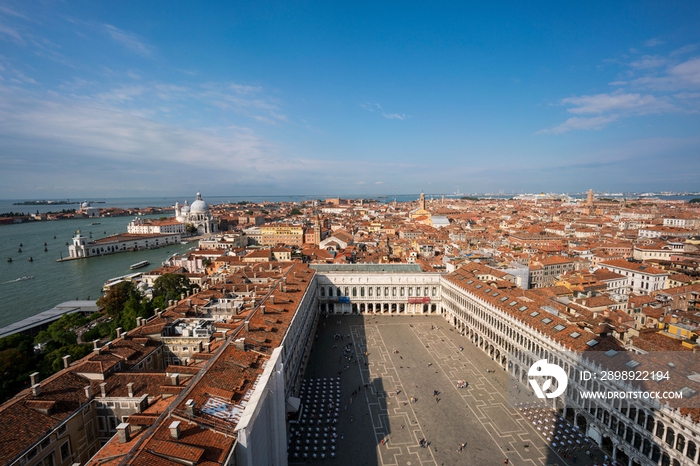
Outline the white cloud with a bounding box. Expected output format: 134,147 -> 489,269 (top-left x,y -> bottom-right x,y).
539,115 -> 619,134
375,181 -> 384,185
0,23 -> 24,44
670,44 -> 698,56
644,38 -> 664,47
669,57 -> 700,86
674,92 -> 700,100
95,85 -> 146,102
230,83 -> 262,94
102,24 -> 154,57
561,92 -> 673,115
629,55 -> 666,69
361,102 -> 407,120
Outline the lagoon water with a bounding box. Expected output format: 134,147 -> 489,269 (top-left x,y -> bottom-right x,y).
0,214 -> 193,328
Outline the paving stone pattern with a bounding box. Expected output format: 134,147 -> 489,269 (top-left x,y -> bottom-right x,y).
290,315 -> 604,466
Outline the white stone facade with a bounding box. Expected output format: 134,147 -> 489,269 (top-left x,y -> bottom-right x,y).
174,192 -> 218,235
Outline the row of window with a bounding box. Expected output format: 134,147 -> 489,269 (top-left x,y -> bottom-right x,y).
441,282 -> 697,466
320,285 -> 437,298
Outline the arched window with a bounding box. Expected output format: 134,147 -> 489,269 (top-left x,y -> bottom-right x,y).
676,434 -> 685,453
656,422 -> 665,439
666,427 -> 675,447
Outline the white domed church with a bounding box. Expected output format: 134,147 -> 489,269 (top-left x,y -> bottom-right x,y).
175,192 -> 218,235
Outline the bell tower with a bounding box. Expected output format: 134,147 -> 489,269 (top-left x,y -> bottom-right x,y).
314,213 -> 322,246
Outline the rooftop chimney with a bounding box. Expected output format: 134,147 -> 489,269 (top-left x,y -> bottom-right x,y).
185,399 -> 195,417
270,295 -> 275,304
92,340 -> 100,351
235,338 -> 245,351
100,382 -> 107,398
171,373 -> 180,386
116,423 -> 130,443
244,321 -> 250,332
84,385 -> 93,399
260,305 -> 265,315
31,384 -> 41,397
169,421 -> 181,440
204,342 -> 211,353
116,327 -> 123,338
62,355 -> 72,369
30,372 -> 40,386
127,382 -> 134,397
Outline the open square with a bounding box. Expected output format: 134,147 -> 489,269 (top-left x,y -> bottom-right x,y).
290,314 -> 608,466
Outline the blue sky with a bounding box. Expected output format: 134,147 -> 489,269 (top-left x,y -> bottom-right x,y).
0,1 -> 699,198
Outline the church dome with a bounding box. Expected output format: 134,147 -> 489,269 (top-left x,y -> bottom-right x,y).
181,200 -> 190,213
190,192 -> 209,213
81,201 -> 90,209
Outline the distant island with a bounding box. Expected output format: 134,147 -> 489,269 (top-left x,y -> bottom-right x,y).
12,200 -> 105,205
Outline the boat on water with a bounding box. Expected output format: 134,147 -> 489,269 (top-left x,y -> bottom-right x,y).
103,272 -> 143,291
15,276 -> 34,281
130,260 -> 150,270
91,222 -> 101,225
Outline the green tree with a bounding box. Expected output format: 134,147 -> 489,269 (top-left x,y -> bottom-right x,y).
152,295 -> 167,311
39,344 -> 91,375
290,208 -> 302,215
690,198 -> 700,204
34,313 -> 87,347
97,281 -> 139,316
116,294 -> 152,332
153,273 -> 192,302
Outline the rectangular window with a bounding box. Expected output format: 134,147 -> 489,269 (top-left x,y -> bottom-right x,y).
98,417 -> 106,432
376,287 -> 381,296
392,287 -> 396,297
41,437 -> 51,449
37,454 -> 54,466
60,441 -> 71,462
368,287 -> 373,297
408,287 -> 413,297
384,287 -> 389,297
400,287 -> 405,296
360,287 -> 365,297
86,420 -> 95,443
432,287 -> 437,296
424,287 -> 429,296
